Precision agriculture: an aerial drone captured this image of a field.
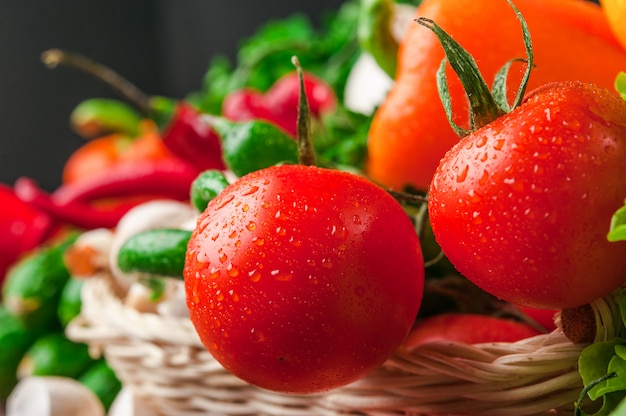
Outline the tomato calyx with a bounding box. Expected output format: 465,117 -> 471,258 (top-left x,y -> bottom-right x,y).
416,0 -> 534,136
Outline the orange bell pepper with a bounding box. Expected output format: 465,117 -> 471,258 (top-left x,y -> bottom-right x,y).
601,0 -> 626,52
62,119 -> 174,184
367,0 -> 626,191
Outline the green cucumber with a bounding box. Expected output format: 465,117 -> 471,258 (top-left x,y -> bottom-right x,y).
79,360 -> 122,411
2,233 -> 78,331
57,277 -> 85,327
0,305 -> 39,400
18,332 -> 96,379
117,228 -> 191,279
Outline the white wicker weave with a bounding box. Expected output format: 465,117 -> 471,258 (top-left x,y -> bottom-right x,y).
67,273 -> 613,416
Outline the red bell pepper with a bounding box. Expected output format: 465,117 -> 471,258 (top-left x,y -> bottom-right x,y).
0,184 -> 54,282
160,103 -> 226,172
222,71 -> 336,137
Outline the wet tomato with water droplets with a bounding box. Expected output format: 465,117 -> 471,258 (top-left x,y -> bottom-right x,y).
184,164 -> 424,394
428,81 -> 626,310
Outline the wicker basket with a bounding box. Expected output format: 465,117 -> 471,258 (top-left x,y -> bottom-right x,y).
66,272 -> 617,416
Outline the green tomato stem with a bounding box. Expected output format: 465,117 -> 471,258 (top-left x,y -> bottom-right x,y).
292,56 -> 317,167
416,0 -> 534,135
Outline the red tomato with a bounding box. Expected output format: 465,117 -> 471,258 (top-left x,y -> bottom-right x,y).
516,305 -> 557,333
428,81 -> 626,310
184,164 -> 424,394
402,313 -> 542,348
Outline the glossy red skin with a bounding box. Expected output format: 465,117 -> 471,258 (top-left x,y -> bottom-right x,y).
184,164 -> 424,393
161,103 -> 226,172
428,81 -> 626,310
0,185 -> 53,283
516,305 -> 557,332
402,313 -> 542,348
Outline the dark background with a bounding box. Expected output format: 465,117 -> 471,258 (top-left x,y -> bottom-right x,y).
0,0 -> 345,191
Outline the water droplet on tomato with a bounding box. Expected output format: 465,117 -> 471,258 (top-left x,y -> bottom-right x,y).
456,164 -> 469,183
276,227 -> 286,236
219,253 -> 228,263
227,263 -> 239,277
353,215 -> 362,225
249,270 -> 261,282
467,189 -> 481,203
228,230 -> 237,239
253,237 -> 264,246
493,139 -> 505,151
241,186 -> 259,196
478,170 -> 490,186
246,221 -> 257,231
322,258 -> 333,269
274,271 -> 293,282
215,194 -> 235,210
242,204 -> 250,212
475,136 -> 488,148
289,237 -> 302,247
251,328 -> 267,343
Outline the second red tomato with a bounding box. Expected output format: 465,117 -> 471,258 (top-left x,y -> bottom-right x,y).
184,164 -> 424,393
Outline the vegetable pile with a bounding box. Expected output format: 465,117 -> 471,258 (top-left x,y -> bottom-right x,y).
2,0 -> 626,414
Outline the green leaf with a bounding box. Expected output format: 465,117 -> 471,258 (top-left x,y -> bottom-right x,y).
435,58 -> 470,137
594,355 -> 626,397
608,202 -> 626,242
579,339 -> 625,401
609,394 -> 626,415
504,0 -> 533,110
190,1 -> 361,114
616,72 -> 626,102
357,0 -> 399,78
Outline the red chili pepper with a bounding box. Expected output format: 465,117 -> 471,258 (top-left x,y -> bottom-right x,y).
222,71 -> 336,137
0,184 -> 54,281
14,177 -> 137,229
51,158 -> 200,205
161,103 -> 227,172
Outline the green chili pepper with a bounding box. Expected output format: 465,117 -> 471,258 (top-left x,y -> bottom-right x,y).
206,116 -> 299,177
117,228 -> 192,279
2,232 -> 79,331
70,98 -> 143,139
190,170 -> 230,212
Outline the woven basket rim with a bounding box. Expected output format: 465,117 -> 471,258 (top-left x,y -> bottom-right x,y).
67,274 -> 592,416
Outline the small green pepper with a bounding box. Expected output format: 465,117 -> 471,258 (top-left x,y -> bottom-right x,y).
117,228 -> 192,279
206,116 -> 299,177
2,232 -> 79,331
190,170 -> 230,212
70,98 -> 142,139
